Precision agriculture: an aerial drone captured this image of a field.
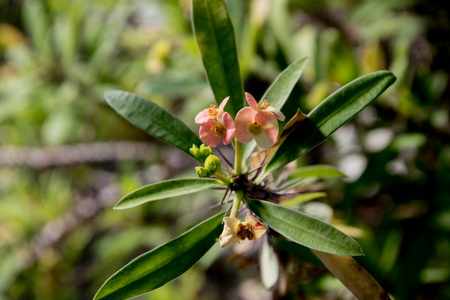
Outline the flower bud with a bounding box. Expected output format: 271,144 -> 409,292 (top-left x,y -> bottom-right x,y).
190,144 -> 202,161
200,144 -> 212,158
195,166 -> 212,178
204,155 -> 221,173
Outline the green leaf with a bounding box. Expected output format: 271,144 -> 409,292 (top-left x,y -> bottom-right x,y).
281,192 -> 327,207
263,56 -> 310,110
105,91 -> 202,160
274,238 -> 325,267
94,212 -> 225,300
191,0 -> 244,117
114,179 -> 223,210
245,199 -> 363,256
266,71 -> 396,172
242,56 -> 310,160
289,165 -> 346,179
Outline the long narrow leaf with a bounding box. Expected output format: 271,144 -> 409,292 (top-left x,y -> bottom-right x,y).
262,56 -> 310,110
242,57 -> 310,160
266,71 -> 396,172
94,212 -> 225,300
289,165 -> 346,179
281,192 -> 327,207
191,0 -> 244,117
105,91 -> 202,160
114,179 -> 223,209
245,199 -> 363,256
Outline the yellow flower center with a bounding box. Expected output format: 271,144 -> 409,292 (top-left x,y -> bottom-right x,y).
208,104 -> 219,117
211,124 -> 226,137
257,99 -> 270,110
248,121 -> 262,135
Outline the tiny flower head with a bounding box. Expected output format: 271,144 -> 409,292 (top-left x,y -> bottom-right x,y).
219,214 -> 267,248
235,93 -> 285,149
195,96 -> 230,124
199,113 -> 235,147
196,97 -> 235,147
245,92 -> 285,121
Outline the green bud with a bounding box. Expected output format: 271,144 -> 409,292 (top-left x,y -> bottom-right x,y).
204,155 -> 221,173
200,144 -> 212,158
190,144 -> 202,161
195,166 -> 212,178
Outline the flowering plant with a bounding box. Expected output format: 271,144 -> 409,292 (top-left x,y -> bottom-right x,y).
94,1 -> 396,299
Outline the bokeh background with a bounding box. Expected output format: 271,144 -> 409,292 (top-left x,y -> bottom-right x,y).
1,0 -> 449,299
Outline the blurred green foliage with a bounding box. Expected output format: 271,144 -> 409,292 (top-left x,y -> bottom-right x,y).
0,0 -> 449,299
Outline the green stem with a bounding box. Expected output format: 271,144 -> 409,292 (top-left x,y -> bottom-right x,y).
213,172 -> 231,185
230,190 -> 243,217
234,140 -> 243,175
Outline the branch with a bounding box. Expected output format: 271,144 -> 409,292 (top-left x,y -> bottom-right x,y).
0,142 -> 154,168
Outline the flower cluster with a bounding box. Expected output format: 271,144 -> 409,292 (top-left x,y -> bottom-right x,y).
195,93 -> 285,149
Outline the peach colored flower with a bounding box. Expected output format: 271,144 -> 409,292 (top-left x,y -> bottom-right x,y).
219,213 -> 267,248
195,97 -> 235,147
235,93 -> 285,149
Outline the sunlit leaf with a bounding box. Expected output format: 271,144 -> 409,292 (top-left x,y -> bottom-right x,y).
105,91 -> 202,160
245,199 -> 363,256
312,250 -> 391,299
266,71 -> 396,172
289,165 -> 346,179
281,192 -> 327,207
263,56 -> 310,110
191,0 -> 244,117
114,179 -> 223,210
94,212 -> 225,300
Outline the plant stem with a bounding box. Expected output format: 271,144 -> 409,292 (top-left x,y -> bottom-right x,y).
214,172 -> 231,185
234,140 -> 242,175
230,190 -> 243,217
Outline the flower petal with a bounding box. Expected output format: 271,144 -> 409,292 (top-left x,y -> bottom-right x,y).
219,217 -> 241,248
199,120 -> 221,147
245,92 -> 259,111
235,107 -> 257,143
244,214 -> 267,240
253,111 -> 279,148
268,107 -> 286,121
222,113 -> 235,145
195,108 -> 212,124
222,112 -> 235,130
218,96 -> 230,111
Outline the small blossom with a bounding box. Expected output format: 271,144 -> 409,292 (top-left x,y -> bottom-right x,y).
195,96 -> 230,124
245,93 -> 285,121
235,93 -> 285,149
219,213 -> 267,248
195,97 -> 235,147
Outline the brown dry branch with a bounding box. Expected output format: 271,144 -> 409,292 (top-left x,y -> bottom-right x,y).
0,142 -> 154,168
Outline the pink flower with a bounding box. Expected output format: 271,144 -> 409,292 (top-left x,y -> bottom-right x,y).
195,97 -> 235,147
235,93 -> 285,149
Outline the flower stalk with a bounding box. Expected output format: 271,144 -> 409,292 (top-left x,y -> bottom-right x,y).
230,190 -> 243,218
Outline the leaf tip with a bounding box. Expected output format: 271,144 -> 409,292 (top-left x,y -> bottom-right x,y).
104,90 -> 123,105
113,201 -> 126,210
